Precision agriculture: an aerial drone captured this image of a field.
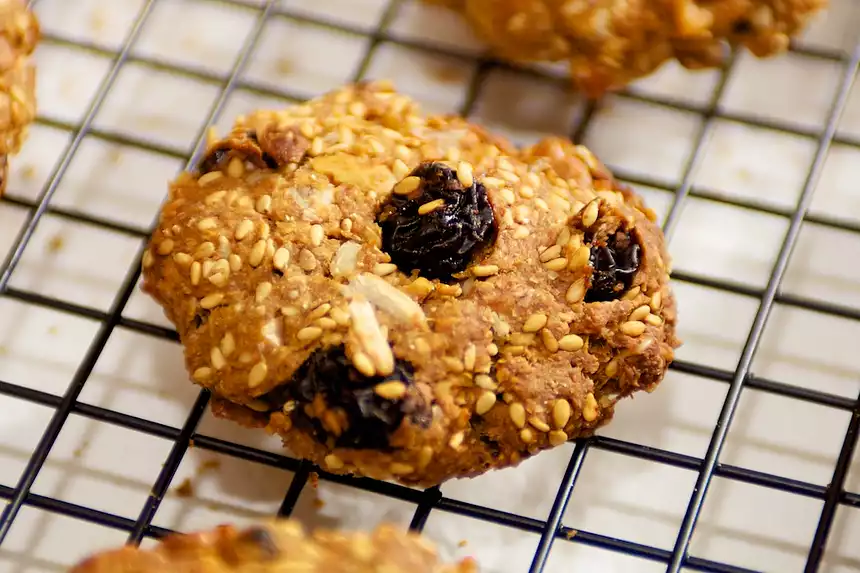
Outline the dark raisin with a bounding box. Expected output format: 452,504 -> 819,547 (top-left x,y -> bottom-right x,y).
585,231 -> 641,302
192,308 -> 210,329
260,345 -> 431,451
732,19 -> 752,34
377,161 -> 497,282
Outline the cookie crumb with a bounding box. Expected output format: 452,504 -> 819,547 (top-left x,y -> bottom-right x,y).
457,539 -> 468,548
175,478 -> 194,498
21,164 -> 36,180
46,234 -> 64,253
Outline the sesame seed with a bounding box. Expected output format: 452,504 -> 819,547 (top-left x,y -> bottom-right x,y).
529,416 -> 550,433
248,240 -> 266,267
518,185 -> 535,198
373,262 -> 397,276
227,157 -> 244,178
622,286 -> 641,301
558,334 -> 584,352
220,333 -> 235,357
309,303 -> 332,321
330,307 -> 350,326
500,188 -> 515,204
395,145 -> 411,162
539,245 -> 562,263
442,356 -> 465,374
556,227 -> 571,246
348,101 -> 366,117
198,171 -> 223,186
324,454 -> 344,470
582,200 -> 599,228
629,305 -> 651,322
509,402 -> 526,428
192,367 -> 212,382
310,224 -> 324,247
197,218 -> 218,232
475,391 -> 496,415
487,343 -> 499,356
174,252 -> 192,266
457,161 -> 474,187
544,257 -> 568,272
190,261 -> 201,285
268,248 -> 288,272
646,314 -> 663,326
582,392 -> 598,422
568,246 -> 590,270
407,277 -> 435,297
200,293 -> 224,309
142,250 -> 154,269
374,380 -> 407,400
514,226 -> 530,239
539,328 -> 559,352
248,361 -> 268,388
317,317 -> 337,329
235,219 -> 254,241
394,176 -> 421,195
507,345 -> 526,356
157,239 -> 174,256
255,281 -> 272,304
522,313 -> 548,333
520,428 -> 535,443
633,338 -> 653,354
390,462 -> 414,475
298,249 -> 316,271
463,344 -> 477,372
202,260 -> 214,278
418,446 -> 434,469
566,279 -> 586,304
229,254 -> 242,272
472,264 -> 499,277
338,126 -> 355,146
352,351 -> 376,377
310,137 -> 324,156
621,321 -> 646,336
552,399 -> 571,429
650,291 -> 663,311
499,169 -> 519,184
449,431 -> 465,449
605,358 -> 619,378
297,326 -> 323,341
436,283 -> 462,297
205,190 -> 226,205
392,159 -> 409,180
256,195 -> 272,214
472,377 -> 495,393
368,138 -> 386,155
211,347 -> 226,370
418,198 -> 445,215
549,430 -> 568,446
195,242 -> 215,259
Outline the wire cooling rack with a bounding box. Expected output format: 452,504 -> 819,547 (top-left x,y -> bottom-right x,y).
1,0 -> 859,571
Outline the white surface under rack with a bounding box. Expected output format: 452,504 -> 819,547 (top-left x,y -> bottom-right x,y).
1,0 -> 860,572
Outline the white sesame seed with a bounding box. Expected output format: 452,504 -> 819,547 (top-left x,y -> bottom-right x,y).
324,454 -> 344,470
229,254 -> 242,272
500,188 -> 515,204
298,249 -> 316,271
522,313 -> 548,333
568,246 -> 590,270
558,334 -> 584,352
475,374 -> 497,390
200,293 -> 224,309
317,317 -> 337,329
198,171 -> 223,186
605,359 -> 619,378
518,185 -> 535,198
565,279 -> 586,304
633,338 -> 653,354
621,321 -> 646,336
529,416 -> 551,433
539,245 -> 562,263
195,242 -> 215,259
509,402 -> 526,428
248,361 -> 268,388
192,367 -> 212,382
142,250 -> 154,269
174,252 -> 192,266
556,228 -> 571,246
520,428 -> 535,443
541,328 -> 559,352
549,430 -> 568,446
646,314 -> 663,326
210,347 -> 226,370
418,198 -> 445,215
394,176 -> 421,196
544,257 -> 568,272
351,351 -> 375,377
256,195 -> 272,214
475,391 -> 496,415
390,462 -> 415,475
514,226 -> 530,239
247,240 -> 266,267
190,261 -> 201,285
629,305 -> 651,322
472,264 -> 499,277
372,263 -> 397,276
227,157 -> 244,178
463,344 -> 477,372
235,219 -> 254,241
255,281 -> 272,304
297,326 -> 323,341
392,159 -> 409,180
310,224 -> 324,247
308,304 -> 331,320
220,333 -> 235,357
582,392 -> 599,422
374,380 -> 407,400
201,260 -> 214,279
448,431 -> 465,449
310,137 -> 324,156
197,218 -> 218,231
457,161 -> 474,187
552,399 -> 571,429
205,190 -> 226,206
650,291 -> 663,311
157,239 -> 174,256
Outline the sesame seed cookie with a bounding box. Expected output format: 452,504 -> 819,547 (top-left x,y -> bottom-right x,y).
70,520 -> 478,573
0,0 -> 38,196
141,81 -> 681,486
427,0 -> 828,97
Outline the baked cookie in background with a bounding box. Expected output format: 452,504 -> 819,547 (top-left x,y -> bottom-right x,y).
425,0 -> 829,97
141,81 -> 680,487
0,0 -> 38,196
69,520 -> 479,573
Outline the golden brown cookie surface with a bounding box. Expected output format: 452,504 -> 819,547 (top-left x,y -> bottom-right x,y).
141,81 -> 680,486
427,0 -> 828,97
0,0 -> 38,195
69,520 -> 478,573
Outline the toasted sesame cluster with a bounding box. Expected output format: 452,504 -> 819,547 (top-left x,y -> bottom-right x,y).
427,0 -> 828,96
0,0 -> 39,195
141,81 -> 680,486
70,520 -> 478,573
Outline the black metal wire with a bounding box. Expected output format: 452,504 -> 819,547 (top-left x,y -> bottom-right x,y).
0,0 -> 858,571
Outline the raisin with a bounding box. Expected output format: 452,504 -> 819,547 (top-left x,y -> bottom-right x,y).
377,162 -> 497,282
260,345 -> 430,451
585,231 -> 641,302
192,308 -> 210,329
237,527 -> 281,561
197,128 -> 309,174
732,19 -> 752,34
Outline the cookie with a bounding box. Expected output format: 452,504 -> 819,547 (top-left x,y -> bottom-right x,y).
426,0 -> 828,97
0,0 -> 38,196
69,520 -> 478,573
141,80 -> 680,486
